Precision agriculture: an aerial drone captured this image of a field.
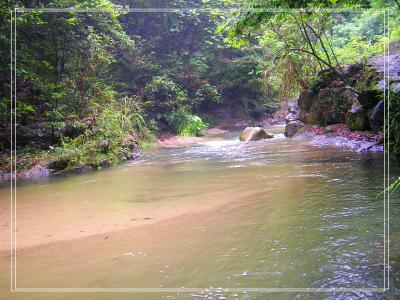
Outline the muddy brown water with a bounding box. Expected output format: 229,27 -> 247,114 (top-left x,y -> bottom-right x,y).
0,125 -> 399,299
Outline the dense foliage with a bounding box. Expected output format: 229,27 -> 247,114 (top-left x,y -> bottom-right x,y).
0,0 -> 399,173
218,0 -> 400,153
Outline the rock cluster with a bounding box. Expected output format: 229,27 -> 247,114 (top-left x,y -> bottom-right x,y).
297,64 -> 383,131
284,101 -> 305,138
284,50 -> 399,137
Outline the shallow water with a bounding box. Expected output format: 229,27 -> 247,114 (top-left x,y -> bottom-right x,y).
0,125 -> 399,299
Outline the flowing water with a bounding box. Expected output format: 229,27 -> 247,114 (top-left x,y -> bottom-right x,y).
0,125 -> 399,299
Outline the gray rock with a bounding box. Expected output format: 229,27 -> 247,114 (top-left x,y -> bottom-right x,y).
0,172 -> 12,181
285,112 -> 298,124
284,120 -> 305,138
298,89 -> 315,114
324,125 -> 334,133
22,164 -> 50,178
311,135 -> 383,152
70,164 -> 92,174
368,45 -> 400,93
288,100 -> 300,113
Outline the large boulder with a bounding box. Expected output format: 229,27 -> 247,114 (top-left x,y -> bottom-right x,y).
298,88 -> 316,113
346,101 -> 370,131
239,127 -> 274,142
307,87 -> 356,125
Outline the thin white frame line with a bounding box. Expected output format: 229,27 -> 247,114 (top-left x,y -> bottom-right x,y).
383,8 -> 386,291
12,288 -> 387,292
13,7 -> 17,291
384,9 -> 386,290
14,8 -> 389,13
384,8 -> 388,291
387,8 -> 390,290
386,8 -> 390,290
10,8 -> 14,293
10,7 -> 392,293
386,8 -> 390,291
383,11 -> 389,290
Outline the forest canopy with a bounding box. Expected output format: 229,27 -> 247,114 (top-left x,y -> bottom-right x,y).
0,0 -> 399,171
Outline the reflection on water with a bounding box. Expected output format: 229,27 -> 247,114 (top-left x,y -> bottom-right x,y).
0,125 -> 399,299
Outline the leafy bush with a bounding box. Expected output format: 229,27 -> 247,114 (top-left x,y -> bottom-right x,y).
50,100 -> 148,171
143,76 -> 188,119
168,108 -> 208,136
194,84 -> 222,106
119,96 -> 152,139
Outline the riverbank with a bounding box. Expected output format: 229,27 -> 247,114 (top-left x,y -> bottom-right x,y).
0,127 -> 225,181
295,123 -> 384,153
0,120 -> 385,182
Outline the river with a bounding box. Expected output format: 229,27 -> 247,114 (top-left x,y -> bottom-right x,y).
0,125 -> 399,299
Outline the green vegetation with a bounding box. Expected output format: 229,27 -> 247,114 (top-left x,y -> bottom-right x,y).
168,108 -> 208,136
218,0 -> 399,151
51,104 -> 141,171
0,0 -> 399,174
389,177 -> 400,193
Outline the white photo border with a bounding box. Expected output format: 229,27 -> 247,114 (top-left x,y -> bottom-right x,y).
10,7 -> 391,294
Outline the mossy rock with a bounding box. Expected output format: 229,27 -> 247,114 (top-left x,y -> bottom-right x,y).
309,69 -> 338,92
298,88 -> 316,112
346,101 -> 370,131
354,65 -> 380,91
308,87 -> 354,125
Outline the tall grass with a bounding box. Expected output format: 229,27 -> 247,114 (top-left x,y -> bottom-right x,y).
50,98 -> 150,171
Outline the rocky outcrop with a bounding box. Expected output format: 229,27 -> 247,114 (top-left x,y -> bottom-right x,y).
298,85 -> 357,125
296,63 -> 382,129
284,101 -> 305,137
368,41 -> 400,93
239,127 -> 274,142
284,47 -> 400,136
